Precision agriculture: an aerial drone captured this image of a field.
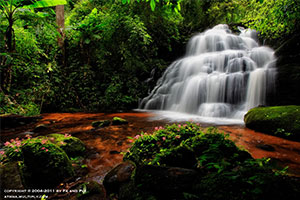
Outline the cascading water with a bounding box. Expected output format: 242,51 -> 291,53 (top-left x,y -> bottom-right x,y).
139,24 -> 276,124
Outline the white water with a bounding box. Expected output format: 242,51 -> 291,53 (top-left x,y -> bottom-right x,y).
139,24 -> 276,124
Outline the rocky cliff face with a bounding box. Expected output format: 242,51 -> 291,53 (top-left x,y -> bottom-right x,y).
274,33 -> 300,105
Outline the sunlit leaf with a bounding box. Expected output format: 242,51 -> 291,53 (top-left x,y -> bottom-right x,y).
25,0 -> 67,8
150,0 -> 156,11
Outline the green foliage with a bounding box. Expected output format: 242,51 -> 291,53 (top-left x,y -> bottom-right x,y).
243,0 -> 300,39
124,123 -> 251,171
123,123 -> 300,200
244,106 -> 300,141
0,91 -> 40,116
56,1 -> 182,111
0,134 -> 75,187
1,0 -> 299,114
0,134 -> 85,163
122,0 -> 182,12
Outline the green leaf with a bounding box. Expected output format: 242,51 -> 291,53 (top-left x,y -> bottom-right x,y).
25,0 -> 67,9
150,0 -> 156,11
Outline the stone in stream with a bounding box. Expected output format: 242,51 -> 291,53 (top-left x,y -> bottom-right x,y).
256,144 -> 275,152
92,120 -> 111,128
33,123 -> 48,132
112,117 -> 128,125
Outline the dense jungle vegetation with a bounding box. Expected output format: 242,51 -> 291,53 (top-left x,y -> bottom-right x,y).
1,0 -> 300,115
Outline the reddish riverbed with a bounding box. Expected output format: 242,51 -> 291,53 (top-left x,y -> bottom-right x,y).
2,112 -> 300,182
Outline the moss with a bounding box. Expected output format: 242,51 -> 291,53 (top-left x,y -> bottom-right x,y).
46,134 -> 86,157
112,117 -> 128,125
92,120 -> 111,128
244,106 -> 300,141
21,141 -> 74,187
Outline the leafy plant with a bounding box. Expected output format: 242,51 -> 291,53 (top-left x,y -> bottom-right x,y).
123,123 -> 300,200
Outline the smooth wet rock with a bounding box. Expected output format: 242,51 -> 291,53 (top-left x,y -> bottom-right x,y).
109,150 -> 120,155
135,165 -> 201,193
33,123 -> 48,132
256,144 -> 275,152
0,162 -> 24,190
103,161 -> 136,193
118,165 -> 202,200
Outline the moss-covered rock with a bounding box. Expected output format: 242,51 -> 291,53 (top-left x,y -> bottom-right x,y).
244,106 -> 300,140
21,141 -> 74,187
46,134 -> 86,157
112,117 -> 128,125
92,120 -> 110,128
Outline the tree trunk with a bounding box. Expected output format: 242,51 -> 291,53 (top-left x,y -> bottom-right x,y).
55,5 -> 66,66
2,15 -> 15,92
55,5 -> 65,47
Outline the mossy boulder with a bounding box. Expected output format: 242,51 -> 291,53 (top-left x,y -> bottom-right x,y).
244,106 -> 300,140
92,120 -> 111,128
21,141 -> 74,187
46,134 -> 86,157
112,117 -> 128,125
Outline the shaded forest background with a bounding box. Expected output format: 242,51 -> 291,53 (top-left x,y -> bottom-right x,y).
1,0 -> 299,115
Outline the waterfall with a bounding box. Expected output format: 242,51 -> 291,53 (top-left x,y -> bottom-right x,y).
139,24 -> 276,123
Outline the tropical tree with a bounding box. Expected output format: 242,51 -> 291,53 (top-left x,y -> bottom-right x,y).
0,0 -> 66,91
122,0 -> 182,11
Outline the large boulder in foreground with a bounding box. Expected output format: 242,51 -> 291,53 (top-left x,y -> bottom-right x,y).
103,161 -> 136,194
244,106 -> 300,140
21,141 -> 74,187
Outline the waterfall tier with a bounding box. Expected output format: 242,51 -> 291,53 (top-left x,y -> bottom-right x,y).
139,24 -> 276,122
